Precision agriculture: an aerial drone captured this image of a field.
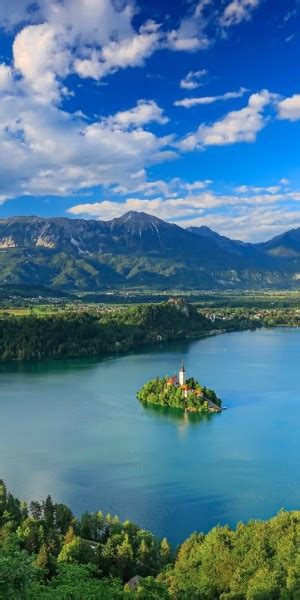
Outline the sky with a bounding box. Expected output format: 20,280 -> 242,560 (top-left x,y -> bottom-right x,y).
0,0 -> 300,241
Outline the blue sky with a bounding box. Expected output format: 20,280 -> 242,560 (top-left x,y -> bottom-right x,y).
0,0 -> 300,240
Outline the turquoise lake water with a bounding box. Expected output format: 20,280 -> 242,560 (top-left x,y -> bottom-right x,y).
0,328 -> 300,545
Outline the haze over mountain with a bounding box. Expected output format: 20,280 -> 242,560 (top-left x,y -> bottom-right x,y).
1,211 -> 300,291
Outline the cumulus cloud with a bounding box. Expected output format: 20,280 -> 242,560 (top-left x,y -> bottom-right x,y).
179,90 -> 277,150
106,100 -> 168,129
2,0 -> 218,100
277,94 -> 300,121
0,0 -> 290,213
180,69 -> 208,90
220,0 -> 261,28
0,93 -> 175,201
0,0 -> 264,107
13,23 -> 71,103
11,4 -> 161,100
175,87 -> 247,108
74,21 -> 161,81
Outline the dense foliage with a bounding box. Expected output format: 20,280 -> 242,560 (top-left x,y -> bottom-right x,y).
0,480 -> 172,599
0,302 -> 214,360
165,510 -> 300,599
1,481 -> 300,599
137,376 -> 221,412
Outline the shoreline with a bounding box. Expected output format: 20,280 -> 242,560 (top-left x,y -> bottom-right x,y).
1,321 -> 299,365
0,324 -> 257,364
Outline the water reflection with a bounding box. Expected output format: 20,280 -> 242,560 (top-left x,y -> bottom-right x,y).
141,401 -> 215,426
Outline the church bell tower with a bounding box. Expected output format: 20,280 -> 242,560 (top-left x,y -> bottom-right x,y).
179,360 -> 186,386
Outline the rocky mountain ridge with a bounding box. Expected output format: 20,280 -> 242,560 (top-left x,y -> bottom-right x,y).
0,211 -> 300,290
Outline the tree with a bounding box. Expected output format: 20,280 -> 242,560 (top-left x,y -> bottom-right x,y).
64,525 -> 76,544
160,538 -> 172,567
0,542 -> 38,600
16,516 -> 45,554
135,576 -> 170,599
35,542 -> 57,580
43,496 -> 55,531
116,534 -> 134,580
57,536 -> 96,565
30,501 -> 42,520
54,503 -> 74,535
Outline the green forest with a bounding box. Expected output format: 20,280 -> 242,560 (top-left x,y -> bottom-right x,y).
0,302 -> 216,361
137,376 -> 222,413
1,481 -> 299,599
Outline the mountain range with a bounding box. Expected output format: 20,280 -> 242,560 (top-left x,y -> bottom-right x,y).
1,211 -> 300,291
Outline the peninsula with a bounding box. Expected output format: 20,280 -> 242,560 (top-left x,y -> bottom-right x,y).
137,361 -> 222,413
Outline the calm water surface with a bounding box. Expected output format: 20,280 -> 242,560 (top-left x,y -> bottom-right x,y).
1,328 -> 300,545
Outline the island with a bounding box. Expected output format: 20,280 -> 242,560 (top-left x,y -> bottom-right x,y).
137,361 -> 222,413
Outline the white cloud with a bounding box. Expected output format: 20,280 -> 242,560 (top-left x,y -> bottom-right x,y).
179,90 -> 277,150
45,0 -> 134,45
68,197 -> 207,221
67,186 -> 300,228
184,180 -> 212,191
107,100 -> 168,129
0,92 -> 176,201
180,69 -> 208,90
167,0 -> 212,52
0,64 -> 13,92
220,0 -> 260,28
175,87 -> 247,108
13,23 -> 70,103
74,22 -> 161,81
184,206 -> 300,242
235,185 -> 281,194
0,0 -> 42,30
8,2 -> 162,102
0,0 -> 265,108
112,177 -> 212,197
277,94 -> 300,121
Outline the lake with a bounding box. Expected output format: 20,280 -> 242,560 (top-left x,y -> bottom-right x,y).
1,328 -> 300,545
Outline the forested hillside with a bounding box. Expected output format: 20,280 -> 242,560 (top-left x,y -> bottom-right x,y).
0,301 -> 216,360
1,481 -> 299,599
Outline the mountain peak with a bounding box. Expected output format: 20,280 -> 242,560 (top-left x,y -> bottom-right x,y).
112,211 -> 164,225
1,212 -> 300,291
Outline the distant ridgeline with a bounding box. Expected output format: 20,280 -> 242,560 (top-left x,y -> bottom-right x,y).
1,480 -> 300,599
0,299 -> 216,360
137,361 -> 222,413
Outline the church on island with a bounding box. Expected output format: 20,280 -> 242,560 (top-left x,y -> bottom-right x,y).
137,360 -> 222,413
167,361 -> 204,400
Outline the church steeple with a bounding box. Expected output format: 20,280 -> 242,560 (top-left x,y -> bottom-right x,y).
179,359 -> 186,386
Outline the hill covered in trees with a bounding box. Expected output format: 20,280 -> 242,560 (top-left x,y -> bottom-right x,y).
0,301 -> 218,360
1,481 -> 299,599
